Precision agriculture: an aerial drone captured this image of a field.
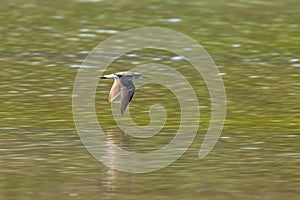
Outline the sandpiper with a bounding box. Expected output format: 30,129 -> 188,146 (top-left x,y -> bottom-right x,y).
98,71 -> 145,115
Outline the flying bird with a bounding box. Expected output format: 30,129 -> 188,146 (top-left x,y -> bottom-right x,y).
98,71 -> 145,115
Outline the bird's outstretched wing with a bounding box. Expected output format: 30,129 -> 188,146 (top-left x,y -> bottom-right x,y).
108,80 -> 120,102
120,84 -> 135,115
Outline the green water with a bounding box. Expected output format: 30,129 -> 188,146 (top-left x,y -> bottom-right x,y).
1,0 -> 300,199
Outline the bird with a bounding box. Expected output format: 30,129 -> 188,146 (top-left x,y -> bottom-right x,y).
98,71 -> 145,115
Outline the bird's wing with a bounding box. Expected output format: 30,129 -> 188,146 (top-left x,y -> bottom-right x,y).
120,84 -> 135,115
108,79 -> 120,102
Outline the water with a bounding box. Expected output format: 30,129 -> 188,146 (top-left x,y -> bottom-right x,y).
1,0 -> 300,199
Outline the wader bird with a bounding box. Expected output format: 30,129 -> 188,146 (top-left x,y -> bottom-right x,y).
98,71 -> 145,115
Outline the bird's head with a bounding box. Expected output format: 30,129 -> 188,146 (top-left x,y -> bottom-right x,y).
133,73 -> 146,79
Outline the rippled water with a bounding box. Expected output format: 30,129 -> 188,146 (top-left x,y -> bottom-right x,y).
1,0 -> 300,199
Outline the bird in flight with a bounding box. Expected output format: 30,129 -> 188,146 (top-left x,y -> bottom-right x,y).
98,71 -> 145,115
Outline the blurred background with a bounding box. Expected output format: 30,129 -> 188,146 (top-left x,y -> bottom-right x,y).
0,0 -> 299,199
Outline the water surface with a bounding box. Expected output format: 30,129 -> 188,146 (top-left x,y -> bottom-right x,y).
0,0 -> 299,199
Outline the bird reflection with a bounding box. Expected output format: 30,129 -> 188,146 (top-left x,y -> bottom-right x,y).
100,131 -> 129,199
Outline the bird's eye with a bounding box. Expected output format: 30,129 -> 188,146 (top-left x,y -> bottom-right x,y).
116,74 -> 122,77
